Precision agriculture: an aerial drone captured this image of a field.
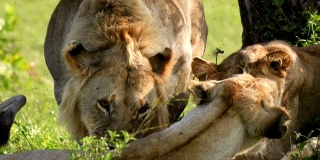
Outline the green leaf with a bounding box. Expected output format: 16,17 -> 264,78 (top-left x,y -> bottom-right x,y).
5,4 -> 15,14
295,132 -> 302,140
272,0 -> 284,6
307,130 -> 314,138
298,141 -> 307,150
282,25 -> 297,32
0,18 -> 4,31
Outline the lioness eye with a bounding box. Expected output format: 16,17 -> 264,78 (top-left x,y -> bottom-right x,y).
97,100 -> 110,113
138,104 -> 150,114
237,67 -> 244,74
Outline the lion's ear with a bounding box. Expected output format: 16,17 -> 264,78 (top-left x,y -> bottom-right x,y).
263,43 -> 292,78
241,42 -> 292,78
188,80 -> 215,105
192,57 -> 219,81
63,40 -> 102,75
148,48 -> 174,77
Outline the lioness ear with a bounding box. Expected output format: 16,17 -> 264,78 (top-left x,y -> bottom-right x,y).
263,44 -> 292,78
63,40 -> 102,75
148,48 -> 174,77
188,80 -> 214,105
192,57 -> 219,81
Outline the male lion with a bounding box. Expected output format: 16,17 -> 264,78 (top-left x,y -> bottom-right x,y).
44,0 -> 207,141
0,74 -> 290,160
192,40 -> 320,159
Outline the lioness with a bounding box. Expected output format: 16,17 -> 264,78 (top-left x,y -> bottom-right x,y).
0,74 -> 290,160
192,40 -> 320,159
44,0 -> 207,141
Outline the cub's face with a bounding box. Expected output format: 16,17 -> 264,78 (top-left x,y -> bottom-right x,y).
226,74 -> 289,141
189,74 -> 289,150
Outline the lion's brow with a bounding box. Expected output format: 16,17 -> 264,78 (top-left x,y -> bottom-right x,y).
109,81 -> 126,98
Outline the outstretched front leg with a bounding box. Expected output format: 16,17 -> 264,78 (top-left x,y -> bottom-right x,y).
115,80 -> 229,160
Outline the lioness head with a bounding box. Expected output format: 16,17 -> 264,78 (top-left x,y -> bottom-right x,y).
58,0 -> 190,141
191,41 -> 295,158
189,73 -> 290,153
192,41 -> 294,107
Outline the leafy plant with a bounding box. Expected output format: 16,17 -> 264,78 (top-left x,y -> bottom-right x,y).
296,11 -> 320,46
0,4 -> 29,89
0,120 -> 75,154
71,131 -> 136,160
284,130 -> 320,160
262,0 -> 320,47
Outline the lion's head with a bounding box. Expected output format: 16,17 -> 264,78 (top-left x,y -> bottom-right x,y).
58,0 -> 193,141
189,73 -> 290,155
192,41 -> 294,108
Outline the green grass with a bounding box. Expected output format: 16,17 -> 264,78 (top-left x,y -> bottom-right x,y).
0,0 -> 242,154
203,0 -> 242,63
0,0 -> 73,153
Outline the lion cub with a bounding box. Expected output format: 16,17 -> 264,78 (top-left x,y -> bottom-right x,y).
116,73 -> 290,160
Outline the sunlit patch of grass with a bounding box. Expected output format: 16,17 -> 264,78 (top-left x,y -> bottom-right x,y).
202,0 -> 242,63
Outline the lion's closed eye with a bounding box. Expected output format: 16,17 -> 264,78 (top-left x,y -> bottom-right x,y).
260,99 -> 273,112
138,104 -> 150,118
260,101 -> 267,110
97,99 -> 111,114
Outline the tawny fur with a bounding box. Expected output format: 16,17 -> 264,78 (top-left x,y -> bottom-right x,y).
115,73 -> 290,160
192,40 -> 320,160
44,0 -> 207,141
0,74 -> 289,160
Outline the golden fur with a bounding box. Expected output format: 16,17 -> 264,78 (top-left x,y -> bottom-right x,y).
0,74 -> 289,160
44,0 -> 207,141
192,40 -> 320,159
115,73 -> 290,160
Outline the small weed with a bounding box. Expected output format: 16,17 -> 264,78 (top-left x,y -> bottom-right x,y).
284,130 -> 320,159
71,131 -> 135,160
